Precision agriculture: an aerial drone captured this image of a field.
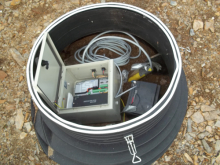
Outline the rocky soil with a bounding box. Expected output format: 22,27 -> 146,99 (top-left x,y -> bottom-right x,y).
0,0 -> 220,164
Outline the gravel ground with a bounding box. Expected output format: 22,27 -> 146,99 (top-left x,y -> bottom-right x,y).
0,0 -> 220,164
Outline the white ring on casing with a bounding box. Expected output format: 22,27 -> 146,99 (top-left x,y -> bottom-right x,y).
26,3 -> 182,134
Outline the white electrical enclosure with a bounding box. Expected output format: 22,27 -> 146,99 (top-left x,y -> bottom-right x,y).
34,33 -> 121,124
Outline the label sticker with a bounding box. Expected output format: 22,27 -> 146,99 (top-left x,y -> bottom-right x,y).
83,99 -> 97,104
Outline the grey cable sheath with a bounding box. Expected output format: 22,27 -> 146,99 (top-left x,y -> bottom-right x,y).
74,31 -> 152,98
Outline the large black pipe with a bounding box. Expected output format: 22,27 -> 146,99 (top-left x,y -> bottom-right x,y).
27,3 -> 188,165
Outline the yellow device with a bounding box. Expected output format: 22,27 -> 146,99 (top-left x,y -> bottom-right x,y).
128,67 -> 152,82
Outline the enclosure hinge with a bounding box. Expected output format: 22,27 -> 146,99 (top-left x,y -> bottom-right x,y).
124,134 -> 142,164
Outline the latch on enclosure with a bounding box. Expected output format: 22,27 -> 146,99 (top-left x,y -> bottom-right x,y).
41,60 -> 49,70
124,134 -> 142,164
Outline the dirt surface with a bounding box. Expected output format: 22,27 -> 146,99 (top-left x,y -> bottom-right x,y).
0,0 -> 220,164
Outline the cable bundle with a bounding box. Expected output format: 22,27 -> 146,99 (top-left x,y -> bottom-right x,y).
73,31 -> 153,98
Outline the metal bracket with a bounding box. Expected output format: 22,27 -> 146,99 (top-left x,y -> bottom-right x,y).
124,134 -> 142,164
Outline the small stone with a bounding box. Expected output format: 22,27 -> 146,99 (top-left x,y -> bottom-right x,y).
186,109 -> 194,117
204,19 -> 214,32
206,126 -> 212,133
191,111 -> 204,123
208,121 -> 214,126
100,0 -> 105,2
176,34 -> 181,41
207,1 -> 211,6
193,20 -> 203,31
165,155 -> 172,161
6,104 -> 15,110
202,139 -> 212,153
194,155 -> 199,165
201,105 -> 215,112
11,0 -> 21,6
189,87 -> 193,95
198,132 -> 209,139
0,100 -> 6,104
161,2 -> 168,7
187,118 -> 192,133
205,89 -> 210,93
24,122 -> 31,132
185,133 -> 194,141
24,113 -> 30,122
9,48 -> 25,67
5,1 -> 12,6
0,71 -> 7,80
215,12 -> 220,16
170,1 -> 177,6
184,153 -> 193,164
203,111 -> 220,121
23,53 -> 29,59
215,140 -> 220,153
19,76 -> 24,82
195,97 -> 199,103
216,154 -> 220,163
30,131 -> 35,135
215,121 -> 220,128
190,29 -> 195,36
20,132 -> 27,139
0,25 -> 4,31
28,155 -> 34,161
71,0 -> 79,5
15,109 -> 24,130
198,126 -> 205,132
9,117 -> 14,125
199,96 -> 204,102
208,137 -> 215,142
191,101 -> 196,106
34,155 -> 39,161
48,146 -> 54,157
189,132 -> 196,138
207,72 -> 213,77
202,68 -> 205,77
36,143 -> 40,154
13,10 -> 19,17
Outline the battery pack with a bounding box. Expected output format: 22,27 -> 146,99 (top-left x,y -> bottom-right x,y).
122,81 -> 160,116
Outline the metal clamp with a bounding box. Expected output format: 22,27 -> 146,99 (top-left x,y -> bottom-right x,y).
124,134 -> 142,164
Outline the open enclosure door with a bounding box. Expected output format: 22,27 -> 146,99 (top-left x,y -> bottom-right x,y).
34,33 -> 65,113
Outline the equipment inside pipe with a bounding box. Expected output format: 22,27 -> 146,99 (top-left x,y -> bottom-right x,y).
33,31 -> 171,126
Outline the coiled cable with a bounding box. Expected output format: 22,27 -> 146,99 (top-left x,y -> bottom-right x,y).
74,31 -> 152,98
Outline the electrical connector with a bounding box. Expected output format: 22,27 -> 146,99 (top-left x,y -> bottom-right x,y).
91,69 -> 96,78
101,67 -> 106,75
91,69 -> 96,72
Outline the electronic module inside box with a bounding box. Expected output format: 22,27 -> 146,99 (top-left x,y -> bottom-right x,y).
72,78 -> 108,107
34,33 -> 121,124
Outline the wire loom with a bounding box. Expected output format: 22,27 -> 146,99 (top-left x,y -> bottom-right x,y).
27,3 -> 188,165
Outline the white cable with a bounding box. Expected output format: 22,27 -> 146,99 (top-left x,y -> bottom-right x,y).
74,31 -> 152,98
115,85 -> 137,98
